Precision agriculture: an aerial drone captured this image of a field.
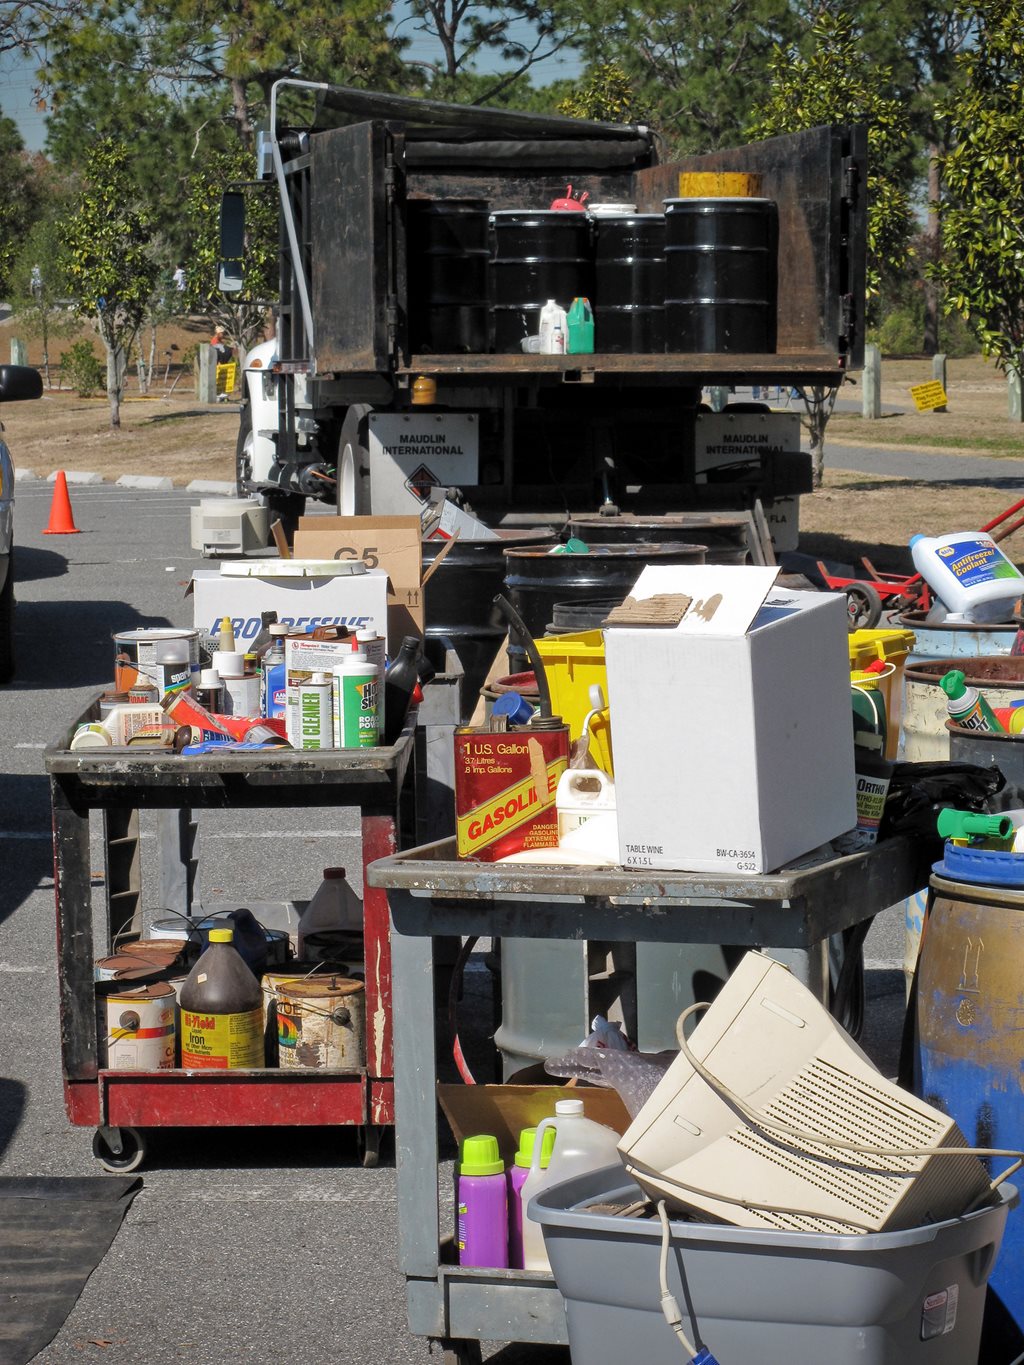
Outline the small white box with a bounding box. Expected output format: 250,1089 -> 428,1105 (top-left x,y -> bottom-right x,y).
605,565 -> 856,875
189,562 -> 389,647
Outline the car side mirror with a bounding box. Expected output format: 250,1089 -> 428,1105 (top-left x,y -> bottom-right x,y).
0,365 -> 43,402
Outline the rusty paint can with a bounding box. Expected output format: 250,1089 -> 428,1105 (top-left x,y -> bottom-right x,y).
95,952 -> 173,982
99,981 -> 176,1069
918,871 -> 1024,1347
276,976 -> 365,1071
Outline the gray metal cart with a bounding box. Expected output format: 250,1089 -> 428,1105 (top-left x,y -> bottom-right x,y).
368,835 -> 927,1364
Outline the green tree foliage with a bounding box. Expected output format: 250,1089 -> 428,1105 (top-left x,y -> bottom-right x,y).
0,111 -> 47,297
61,139 -> 160,428
929,0 -> 1024,383
746,12 -> 916,485
179,147 -> 278,357
556,62 -> 645,123
565,0 -> 799,152
9,213 -> 78,387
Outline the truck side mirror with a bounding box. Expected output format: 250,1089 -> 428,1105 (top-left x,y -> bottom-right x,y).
219,192 -> 246,294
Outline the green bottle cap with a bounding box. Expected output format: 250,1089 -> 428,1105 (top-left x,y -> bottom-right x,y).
939,669 -> 967,701
514,1125 -> 556,1169
459,1134 -> 504,1176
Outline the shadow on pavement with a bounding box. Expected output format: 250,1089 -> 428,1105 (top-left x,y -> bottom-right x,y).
13,601 -> 171,689
0,1078 -> 28,1159
14,544 -> 69,584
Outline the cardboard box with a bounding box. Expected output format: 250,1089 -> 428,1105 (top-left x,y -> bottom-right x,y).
190,562 -> 389,646
438,1084 -> 630,1167
605,565 -> 856,875
293,515 -> 423,646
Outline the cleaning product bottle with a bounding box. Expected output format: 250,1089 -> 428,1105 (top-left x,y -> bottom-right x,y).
508,1125 -> 556,1268
260,624 -> 289,717
538,299 -> 568,354
520,1098 -> 622,1271
909,532 -> 1024,623
939,668 -> 1004,733
356,628 -> 387,735
456,1134 -> 509,1268
383,636 -> 422,745
566,297 -> 595,355
333,651 -> 379,748
179,927 -> 264,1068
297,868 -> 363,959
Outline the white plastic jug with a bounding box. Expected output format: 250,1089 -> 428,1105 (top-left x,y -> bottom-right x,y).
538,300 -> 568,355
909,531 -> 1024,623
556,768 -> 616,840
520,1098 -> 622,1271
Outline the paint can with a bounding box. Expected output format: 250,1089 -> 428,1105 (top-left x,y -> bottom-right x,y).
296,672 -> 335,749
221,672 -> 261,717
95,952 -> 171,982
99,981 -> 176,1069
114,939 -> 184,970
264,929 -> 290,967
276,976 -> 365,1071
113,627 -> 201,690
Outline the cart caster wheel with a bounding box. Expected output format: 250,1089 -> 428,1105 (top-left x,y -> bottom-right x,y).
359,1123 -> 382,1168
845,581 -> 884,630
440,1340 -> 483,1365
92,1125 -> 146,1173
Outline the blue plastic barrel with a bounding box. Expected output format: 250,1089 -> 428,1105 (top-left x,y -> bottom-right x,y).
918,870 -> 1024,1357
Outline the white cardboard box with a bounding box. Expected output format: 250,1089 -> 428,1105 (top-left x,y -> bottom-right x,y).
605,564 -> 856,875
190,563 -> 389,645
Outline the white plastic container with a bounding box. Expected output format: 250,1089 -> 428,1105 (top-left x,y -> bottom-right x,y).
909,531 -> 1024,623
538,300 -> 568,355
297,867 -> 363,959
520,1098 -> 622,1271
333,650 -> 380,748
556,769 -> 616,840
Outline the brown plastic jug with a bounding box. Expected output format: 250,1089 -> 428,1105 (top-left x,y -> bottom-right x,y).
179,928 -> 264,1068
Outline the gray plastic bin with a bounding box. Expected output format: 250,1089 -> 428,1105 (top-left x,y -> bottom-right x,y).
531,1166 -> 1015,1365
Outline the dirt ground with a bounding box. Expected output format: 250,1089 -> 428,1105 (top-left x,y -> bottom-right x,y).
2,321 -> 1022,575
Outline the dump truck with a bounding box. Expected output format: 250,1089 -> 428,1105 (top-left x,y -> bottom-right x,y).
221,81 -> 866,536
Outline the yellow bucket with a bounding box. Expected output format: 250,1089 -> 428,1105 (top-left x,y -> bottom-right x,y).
677,171 -> 761,198
848,627 -> 915,760
534,630 -> 613,775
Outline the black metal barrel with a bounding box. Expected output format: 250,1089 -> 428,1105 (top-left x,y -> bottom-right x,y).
503,541 -> 707,670
568,514 -> 750,564
407,199 -> 490,353
592,213 -> 665,353
664,198 -> 777,353
489,210 -> 592,352
422,530 -> 554,719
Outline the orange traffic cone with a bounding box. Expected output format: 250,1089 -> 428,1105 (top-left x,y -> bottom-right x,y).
43,471 -> 81,535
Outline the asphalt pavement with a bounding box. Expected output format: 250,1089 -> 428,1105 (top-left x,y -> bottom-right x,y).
1,471 -> 911,1364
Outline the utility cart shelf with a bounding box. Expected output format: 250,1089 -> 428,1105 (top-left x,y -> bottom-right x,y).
45,697 -> 415,1171
368,835 -> 928,1362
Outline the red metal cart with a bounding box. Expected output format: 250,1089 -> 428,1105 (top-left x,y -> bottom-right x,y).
46,697 -> 414,1172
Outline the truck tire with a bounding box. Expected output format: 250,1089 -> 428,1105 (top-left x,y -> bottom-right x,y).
0,549 -> 14,684
336,405 -> 372,516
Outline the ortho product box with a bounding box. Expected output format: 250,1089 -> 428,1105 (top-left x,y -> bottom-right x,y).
604,564 -> 856,875
189,561 -> 389,646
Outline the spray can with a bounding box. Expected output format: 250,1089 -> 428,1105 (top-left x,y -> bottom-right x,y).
153,640 -> 193,700
939,668 -> 1004,733
298,671 -> 335,750
333,651 -> 379,748
179,928 -> 264,1068
456,1134 -> 509,1268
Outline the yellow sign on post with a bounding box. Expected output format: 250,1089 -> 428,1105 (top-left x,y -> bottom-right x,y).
909,379 -> 948,411
215,362 -> 238,396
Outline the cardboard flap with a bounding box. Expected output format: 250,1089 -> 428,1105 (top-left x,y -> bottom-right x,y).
628,565 -> 780,636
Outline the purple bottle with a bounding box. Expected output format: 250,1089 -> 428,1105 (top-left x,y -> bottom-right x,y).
507,1125 -> 556,1269
457,1134 -> 508,1268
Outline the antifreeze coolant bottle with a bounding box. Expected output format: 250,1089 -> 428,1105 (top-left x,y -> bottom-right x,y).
520,1099 -> 621,1271
909,531 -> 1024,623
297,867 -> 363,959
456,1134 -> 508,1268
939,669 -> 1004,734
179,928 -> 264,1068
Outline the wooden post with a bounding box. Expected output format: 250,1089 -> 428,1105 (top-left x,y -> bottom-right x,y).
862,343 -> 881,419
197,343 -> 217,403
1010,370 -> 1023,424
10,338 -> 27,365
932,353 -> 947,412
